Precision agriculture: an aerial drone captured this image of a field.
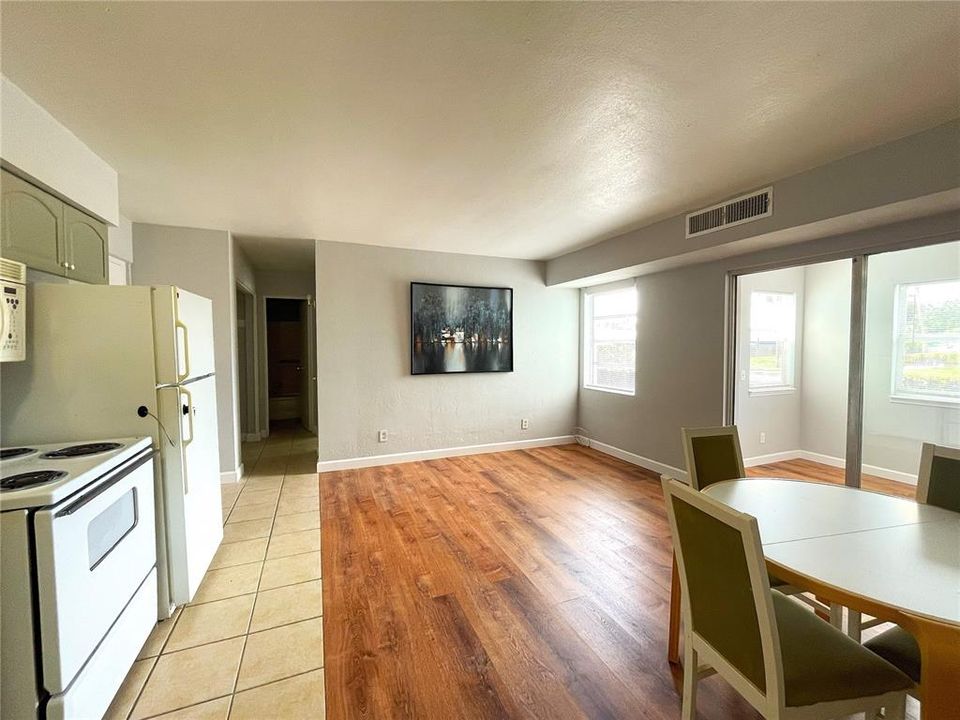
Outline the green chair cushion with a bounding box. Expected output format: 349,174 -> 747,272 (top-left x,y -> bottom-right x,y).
773,592 -> 913,707
864,627 -> 921,683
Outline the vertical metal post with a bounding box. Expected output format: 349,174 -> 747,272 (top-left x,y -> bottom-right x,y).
723,272 -> 739,425
845,256 -> 868,488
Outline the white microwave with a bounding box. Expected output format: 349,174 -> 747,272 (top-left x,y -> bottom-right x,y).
0,257 -> 26,362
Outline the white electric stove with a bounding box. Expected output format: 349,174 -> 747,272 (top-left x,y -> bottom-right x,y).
1,437 -> 158,720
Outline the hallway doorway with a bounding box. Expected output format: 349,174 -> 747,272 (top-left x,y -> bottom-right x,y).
265,297 -> 317,434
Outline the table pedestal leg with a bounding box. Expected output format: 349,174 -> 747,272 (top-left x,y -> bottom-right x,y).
668,554 -> 681,665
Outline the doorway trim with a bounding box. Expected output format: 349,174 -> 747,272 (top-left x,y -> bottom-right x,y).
236,282 -> 260,442
261,293 -> 318,436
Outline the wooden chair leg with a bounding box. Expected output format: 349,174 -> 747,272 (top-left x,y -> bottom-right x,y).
828,602 -> 843,629
668,554 -> 682,664
848,609 -> 863,642
814,594 -> 831,622
681,642 -> 698,720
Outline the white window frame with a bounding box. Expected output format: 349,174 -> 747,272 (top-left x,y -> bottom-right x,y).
582,281 -> 637,396
890,279 -> 960,406
747,290 -> 797,395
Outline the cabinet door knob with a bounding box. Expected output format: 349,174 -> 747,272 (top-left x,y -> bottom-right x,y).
71,264 -> 77,270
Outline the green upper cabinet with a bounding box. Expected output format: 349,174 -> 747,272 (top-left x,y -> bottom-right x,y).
0,168 -> 109,284
63,204 -> 108,284
1,168 -> 65,276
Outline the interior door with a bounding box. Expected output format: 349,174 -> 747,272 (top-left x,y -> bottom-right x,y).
306,297 -> 318,434
158,375 -> 222,605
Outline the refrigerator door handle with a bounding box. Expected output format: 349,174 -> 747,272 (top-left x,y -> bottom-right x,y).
174,294 -> 191,382
179,386 -> 195,494
175,320 -> 190,382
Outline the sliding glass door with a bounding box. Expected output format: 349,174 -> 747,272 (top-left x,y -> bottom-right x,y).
861,242 -> 960,486
731,238 -> 959,489
733,260 -> 851,480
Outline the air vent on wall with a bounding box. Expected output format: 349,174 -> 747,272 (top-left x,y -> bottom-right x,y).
685,187 -> 773,239
0,258 -> 26,284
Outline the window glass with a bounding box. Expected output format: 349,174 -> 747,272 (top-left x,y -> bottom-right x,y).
584,286 -> 637,394
749,291 -> 797,390
892,279 -> 960,401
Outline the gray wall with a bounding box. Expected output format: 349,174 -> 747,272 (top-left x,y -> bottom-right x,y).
578,260 -> 725,472
315,241 -> 579,462
798,260 -> 851,461
132,223 -> 241,478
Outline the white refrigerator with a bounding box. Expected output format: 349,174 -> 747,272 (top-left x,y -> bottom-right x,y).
0,284 -> 223,617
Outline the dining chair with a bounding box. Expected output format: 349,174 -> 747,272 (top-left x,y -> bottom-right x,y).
859,443 -> 959,695
662,477 -> 913,720
680,425 -> 746,492
917,441 -> 960,513
666,427 -> 840,664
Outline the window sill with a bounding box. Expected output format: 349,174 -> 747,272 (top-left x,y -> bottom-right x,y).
748,386 -> 797,397
583,385 -> 635,397
889,394 -> 960,409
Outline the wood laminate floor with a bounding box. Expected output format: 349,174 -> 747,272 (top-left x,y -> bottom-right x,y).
321,445 -> 917,720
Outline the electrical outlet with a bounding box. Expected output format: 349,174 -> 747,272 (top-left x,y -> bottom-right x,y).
378,430 -> 388,443
521,418 -> 530,430
759,432 -> 766,445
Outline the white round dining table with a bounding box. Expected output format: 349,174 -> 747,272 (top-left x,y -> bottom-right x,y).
702,478 -> 960,720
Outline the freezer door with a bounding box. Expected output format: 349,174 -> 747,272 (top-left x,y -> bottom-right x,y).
153,286 -> 216,385
157,374 -> 223,605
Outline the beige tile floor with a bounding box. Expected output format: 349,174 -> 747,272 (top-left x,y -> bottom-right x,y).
105,425 -> 324,720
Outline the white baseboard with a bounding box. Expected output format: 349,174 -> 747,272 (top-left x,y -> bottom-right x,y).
744,450 -> 803,467
746,449 -> 917,485
316,435 -> 577,472
798,451 -> 918,485
797,450 -> 844,469
220,463 -> 245,484
577,436 -> 689,483
242,432 -> 262,442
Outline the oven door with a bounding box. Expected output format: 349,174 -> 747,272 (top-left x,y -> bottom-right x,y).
33,450 -> 157,693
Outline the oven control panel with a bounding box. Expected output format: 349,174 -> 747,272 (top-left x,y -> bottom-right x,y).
0,258 -> 26,362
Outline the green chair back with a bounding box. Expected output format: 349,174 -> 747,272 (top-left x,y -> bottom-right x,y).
664,479 -> 770,693
682,426 -> 746,490
919,443 -> 960,513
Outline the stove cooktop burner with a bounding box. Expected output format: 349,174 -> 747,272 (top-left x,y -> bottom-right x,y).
1,470 -> 69,491
0,448 -> 37,461
40,442 -> 124,459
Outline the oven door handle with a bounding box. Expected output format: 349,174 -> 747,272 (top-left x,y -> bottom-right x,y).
55,449 -> 156,517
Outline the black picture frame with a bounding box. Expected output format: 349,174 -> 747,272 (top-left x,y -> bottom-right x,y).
410,281 -> 514,375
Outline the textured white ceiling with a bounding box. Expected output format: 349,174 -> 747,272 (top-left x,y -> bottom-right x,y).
2,2 -> 958,260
